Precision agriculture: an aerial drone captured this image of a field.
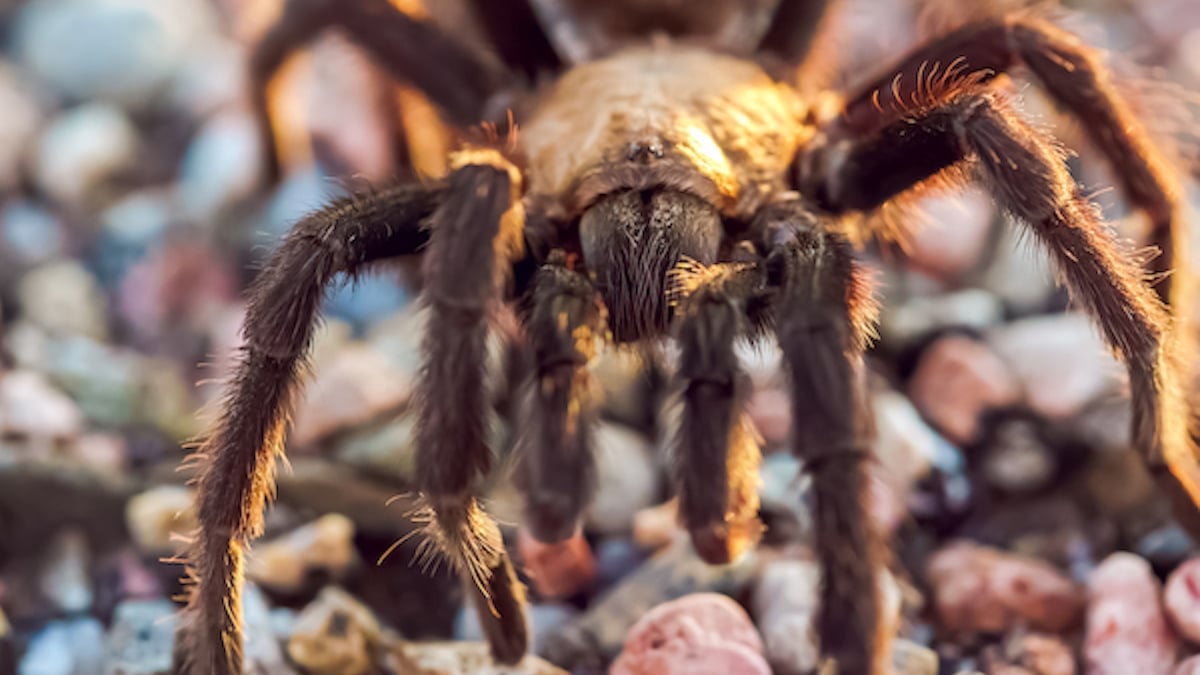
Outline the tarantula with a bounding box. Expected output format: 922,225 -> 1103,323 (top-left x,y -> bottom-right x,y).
177,1 -> 1200,673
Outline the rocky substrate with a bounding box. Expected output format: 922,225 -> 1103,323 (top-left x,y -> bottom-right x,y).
3,0 -> 1200,674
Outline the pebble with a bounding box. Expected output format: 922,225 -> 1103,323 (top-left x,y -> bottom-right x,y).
391,641 -> 567,675
0,369 -> 84,442
1085,552 -> 1178,675
1177,656 -> 1200,675
632,499 -> 681,551
17,262 -> 109,341
1164,557 -> 1200,643
14,0 -> 219,108
104,599 -> 176,675
242,584 -> 295,674
906,334 -> 1021,445
1085,447 -> 1157,517
287,586 -> 384,675
890,638 -> 938,675
587,421 -> 660,535
904,187 -> 994,282
93,190 -> 174,288
334,414 -> 418,483
38,529 -> 92,614
1139,525 -> 1197,578
751,558 -> 903,675
290,343 -> 414,447
1,200 -> 66,267
18,617 -> 105,675
124,485 -> 196,555
988,313 -> 1124,421
246,514 -> 357,595
32,103 -> 139,206
610,593 -> 770,675
518,527 -> 596,600
594,537 -> 647,591
980,417 -> 1057,495
0,63 -> 44,193
979,221 -> 1056,313
178,110 -> 261,223
926,540 -> 1084,634
879,289 -> 1004,347
593,348 -> 656,431
1007,633 -> 1075,675
456,603 -> 580,655
539,537 -> 757,669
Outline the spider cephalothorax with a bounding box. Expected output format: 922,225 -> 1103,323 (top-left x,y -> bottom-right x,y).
177,2 -> 1200,674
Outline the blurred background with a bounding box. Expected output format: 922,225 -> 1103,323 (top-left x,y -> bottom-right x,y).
1,0 -> 1200,673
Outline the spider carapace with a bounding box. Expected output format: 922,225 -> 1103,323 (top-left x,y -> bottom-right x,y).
177,2 -> 1200,674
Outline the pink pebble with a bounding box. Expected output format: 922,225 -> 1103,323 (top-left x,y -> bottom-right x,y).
516,527 -> 595,600
611,593 -> 770,675
1166,558 -> 1200,643
1086,553 -> 1179,675
927,540 -> 1083,634
1177,656 -> 1200,675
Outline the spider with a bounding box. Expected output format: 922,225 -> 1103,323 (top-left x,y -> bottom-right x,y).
176,1 -> 1200,673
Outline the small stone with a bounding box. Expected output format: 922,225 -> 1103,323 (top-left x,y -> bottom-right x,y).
907,334 -> 1020,445
904,187 -> 994,281
290,344 -> 414,447
0,370 -> 84,442
745,385 -> 791,448
980,221 -> 1056,313
632,499 -> 681,551
988,313 -> 1124,421
1008,634 -> 1075,675
1164,558 -> 1200,642
105,599 -> 176,675
1138,525 -> 1196,577
94,190 -> 173,288
392,641 -> 566,675
1085,447 -> 1157,516
880,288 -> 1004,347
39,530 -> 92,614
593,348 -> 655,431
518,527 -> 596,600
14,0 -> 219,108
611,593 -> 770,675
587,421 -> 660,535
1,201 -> 66,266
334,414 -> 418,483
751,558 -> 902,675
178,110 -> 261,222
246,514 -> 357,594
0,63 -> 43,193
18,261 -> 109,341
890,638 -> 938,675
287,586 -> 383,675
594,538 -> 646,591
456,603 -> 579,655
1177,655 -> 1200,675
32,103 -> 139,206
980,417 -> 1057,495
18,618 -> 105,675
539,537 -> 757,669
927,540 -> 1084,634
242,584 -> 296,674
1085,552 -> 1178,675
125,485 -> 197,556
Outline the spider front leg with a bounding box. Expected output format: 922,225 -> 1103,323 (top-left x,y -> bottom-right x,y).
670,261 -> 766,565
413,151 -> 531,663
175,183 -> 441,675
515,254 -> 605,543
763,213 -> 885,675
803,87 -> 1200,536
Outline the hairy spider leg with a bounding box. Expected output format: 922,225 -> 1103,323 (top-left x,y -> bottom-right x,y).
808,85 -> 1200,538
514,255 -> 605,543
831,15 -> 1185,307
175,183 -> 441,675
670,260 -> 766,565
414,154 -> 531,664
248,0 -> 510,183
764,213 -> 885,675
